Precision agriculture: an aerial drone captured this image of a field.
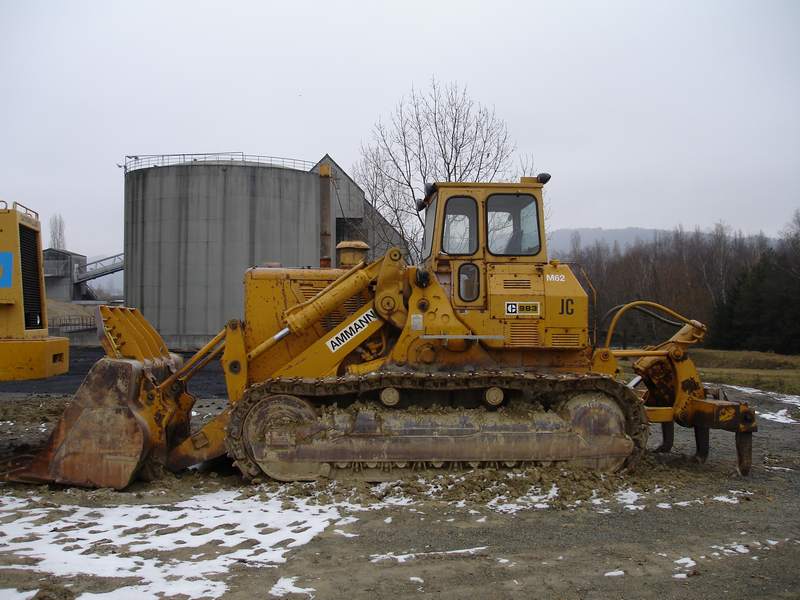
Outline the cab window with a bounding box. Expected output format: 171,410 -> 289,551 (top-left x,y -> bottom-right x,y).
421,196 -> 438,260
442,196 -> 478,255
458,263 -> 480,302
487,193 -> 540,255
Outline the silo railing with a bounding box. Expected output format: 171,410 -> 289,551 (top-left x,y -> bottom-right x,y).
124,153 -> 316,173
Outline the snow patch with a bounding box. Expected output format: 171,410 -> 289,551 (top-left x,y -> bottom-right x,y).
712,495 -> 739,504
269,577 -> 316,597
711,542 -> 750,555
333,529 -> 359,538
757,409 -> 798,424
674,498 -> 704,507
0,489 -> 343,599
487,483 -> 558,514
726,385 -> 800,409
0,590 -> 36,600
616,488 -> 645,510
674,557 -> 696,568
370,546 -> 488,563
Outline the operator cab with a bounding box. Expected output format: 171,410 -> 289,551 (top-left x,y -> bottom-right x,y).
416,174 -> 590,351
418,175 -> 550,265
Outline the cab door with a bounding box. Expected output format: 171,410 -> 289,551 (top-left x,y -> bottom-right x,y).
436,194 -> 486,311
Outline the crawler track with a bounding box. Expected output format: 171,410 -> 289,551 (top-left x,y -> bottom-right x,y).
226,371 -> 649,482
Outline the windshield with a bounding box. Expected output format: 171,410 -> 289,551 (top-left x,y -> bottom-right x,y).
421,195 -> 437,259
486,193 -> 541,255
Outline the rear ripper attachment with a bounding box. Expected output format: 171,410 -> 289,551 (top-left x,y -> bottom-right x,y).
593,301 -> 757,475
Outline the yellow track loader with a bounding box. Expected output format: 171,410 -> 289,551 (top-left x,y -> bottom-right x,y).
0,201 -> 68,381
5,176 -> 756,489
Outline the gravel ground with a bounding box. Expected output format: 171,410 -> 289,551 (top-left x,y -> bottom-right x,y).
0,349 -> 797,599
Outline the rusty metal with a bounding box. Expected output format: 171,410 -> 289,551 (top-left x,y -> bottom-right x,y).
693,426 -> 710,463
735,432 -> 753,476
4,306 -> 188,490
655,422 -> 675,453
5,356 -> 181,489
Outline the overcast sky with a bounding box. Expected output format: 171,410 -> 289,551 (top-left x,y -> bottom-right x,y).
1,0 -> 798,256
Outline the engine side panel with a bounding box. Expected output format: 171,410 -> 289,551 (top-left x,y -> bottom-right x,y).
243,267 -> 370,383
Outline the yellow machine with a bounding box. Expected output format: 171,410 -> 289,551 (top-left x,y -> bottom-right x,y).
6,176 -> 755,489
0,201 -> 68,381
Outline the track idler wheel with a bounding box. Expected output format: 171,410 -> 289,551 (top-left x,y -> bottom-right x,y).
557,391 -> 637,472
228,393 -> 329,481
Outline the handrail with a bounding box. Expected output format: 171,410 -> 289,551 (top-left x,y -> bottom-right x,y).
124,152 -> 316,173
12,202 -> 38,220
0,200 -> 7,210
75,252 -> 125,281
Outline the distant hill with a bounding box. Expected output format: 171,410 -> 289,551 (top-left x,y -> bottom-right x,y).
548,227 -> 666,257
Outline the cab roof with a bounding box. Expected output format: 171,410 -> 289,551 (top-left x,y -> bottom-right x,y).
418,175 -> 550,211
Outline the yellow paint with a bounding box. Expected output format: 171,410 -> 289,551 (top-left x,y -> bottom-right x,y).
58,178 -> 757,472
0,337 -> 69,380
645,406 -> 674,422
0,201 -> 68,380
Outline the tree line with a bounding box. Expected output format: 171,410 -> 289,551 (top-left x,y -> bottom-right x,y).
562,211 -> 800,354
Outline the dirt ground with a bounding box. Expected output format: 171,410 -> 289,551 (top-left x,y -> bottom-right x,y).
0,349 -> 797,599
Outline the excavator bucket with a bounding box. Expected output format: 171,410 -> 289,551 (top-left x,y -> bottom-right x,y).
4,306 -> 186,490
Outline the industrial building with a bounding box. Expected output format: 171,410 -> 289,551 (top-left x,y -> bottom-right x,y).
43,248 -> 124,302
124,152 -> 405,349
42,248 -> 88,302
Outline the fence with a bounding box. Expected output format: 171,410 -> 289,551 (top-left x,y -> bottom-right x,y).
49,315 -> 96,333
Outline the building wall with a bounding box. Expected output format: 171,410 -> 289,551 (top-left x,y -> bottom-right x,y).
43,249 -> 87,302
314,155 -> 409,261
125,163 -> 321,349
44,276 -> 73,303
313,155 -> 364,220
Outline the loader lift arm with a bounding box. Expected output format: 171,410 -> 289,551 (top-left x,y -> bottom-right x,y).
165,248 -> 407,473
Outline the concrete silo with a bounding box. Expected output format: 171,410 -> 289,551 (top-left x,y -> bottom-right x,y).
124,153 -> 335,349
124,152 -> 408,349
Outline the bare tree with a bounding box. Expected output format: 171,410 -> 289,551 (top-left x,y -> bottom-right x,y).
354,79 -> 524,262
49,213 -> 66,249
779,208 -> 800,281
569,231 -> 582,260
